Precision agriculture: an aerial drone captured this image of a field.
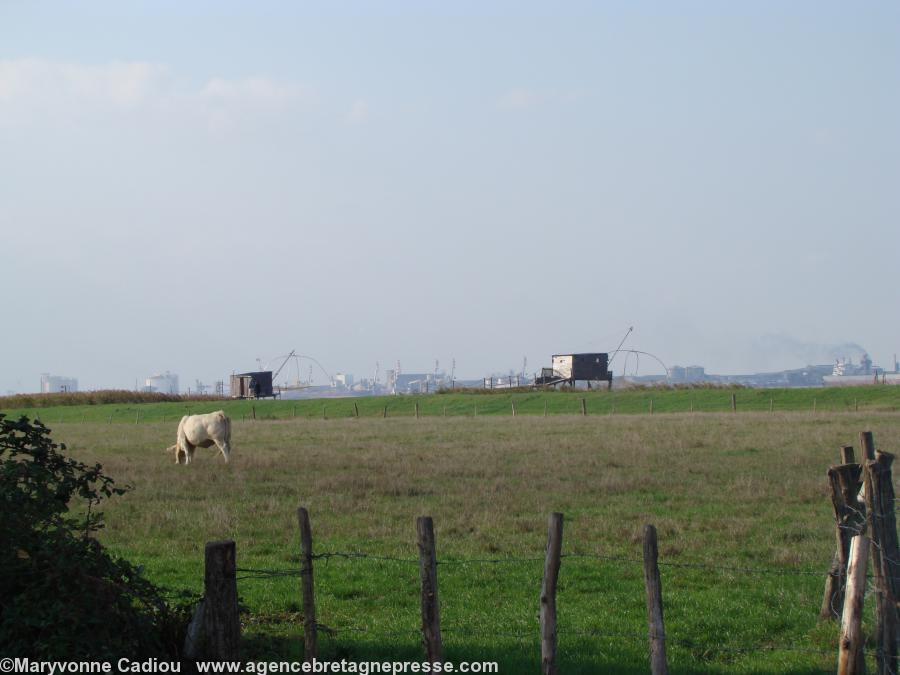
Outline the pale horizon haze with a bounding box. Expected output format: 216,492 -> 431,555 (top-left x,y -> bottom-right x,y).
1,1 -> 898,393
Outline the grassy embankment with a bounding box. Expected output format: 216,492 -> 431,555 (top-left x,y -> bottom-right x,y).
9,405 -> 900,673
2,384 -> 898,423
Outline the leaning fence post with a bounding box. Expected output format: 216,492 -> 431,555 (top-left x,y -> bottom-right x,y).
202,540 -> 240,660
541,513 -> 564,675
643,524 -> 668,675
297,508 -> 317,661
838,534 -> 869,675
820,462 -> 864,620
864,451 -> 900,673
416,516 -> 443,663
354,402 -> 359,418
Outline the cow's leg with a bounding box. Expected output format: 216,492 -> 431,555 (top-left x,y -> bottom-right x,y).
184,444 -> 195,465
216,440 -> 231,463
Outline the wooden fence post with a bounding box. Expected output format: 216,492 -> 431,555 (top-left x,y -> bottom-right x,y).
135,411 -> 140,425
812,397 -> 817,413
581,398 -> 587,416
841,446 -> 856,464
297,508 -> 317,661
864,451 -> 900,674
690,399 -> 693,413
769,398 -> 774,413
541,513 -> 564,675
643,524 -> 668,675
202,540 -> 240,660
416,516 -> 443,663
354,402 -> 359,418
383,405 -> 387,419
820,462 -> 864,620
543,401 -> 548,417
415,402 -> 420,419
292,405 -> 296,418
860,431 -> 876,461
838,534 -> 869,675
252,405 -> 256,420
731,393 -> 736,413
512,401 -> 517,417
649,399 -> 653,415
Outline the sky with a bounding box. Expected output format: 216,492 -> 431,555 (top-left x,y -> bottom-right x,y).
1,1 -> 898,393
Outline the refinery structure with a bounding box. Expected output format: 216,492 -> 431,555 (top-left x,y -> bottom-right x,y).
40,373 -> 78,393
24,344 -> 900,397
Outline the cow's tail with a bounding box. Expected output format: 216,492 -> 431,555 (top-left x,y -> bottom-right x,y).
221,412 -> 232,463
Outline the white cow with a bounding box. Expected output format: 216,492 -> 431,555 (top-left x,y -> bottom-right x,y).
166,411 -> 232,465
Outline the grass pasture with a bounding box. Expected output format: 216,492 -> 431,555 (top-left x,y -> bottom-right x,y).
24,407 -> 900,673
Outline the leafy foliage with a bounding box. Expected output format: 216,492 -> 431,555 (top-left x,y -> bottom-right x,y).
0,414 -> 189,658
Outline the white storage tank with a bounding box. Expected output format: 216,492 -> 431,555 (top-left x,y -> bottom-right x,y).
145,371 -> 179,394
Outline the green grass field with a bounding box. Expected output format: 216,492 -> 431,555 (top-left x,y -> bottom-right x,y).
3,384 -> 899,424
8,397 -> 899,673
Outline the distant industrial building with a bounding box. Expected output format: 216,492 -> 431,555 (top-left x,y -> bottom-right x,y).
668,365 -> 706,384
333,372 -> 354,388
144,371 -> 179,394
393,373 -> 437,394
41,373 -> 78,393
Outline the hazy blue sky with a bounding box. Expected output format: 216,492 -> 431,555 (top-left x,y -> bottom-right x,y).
2,1 -> 898,392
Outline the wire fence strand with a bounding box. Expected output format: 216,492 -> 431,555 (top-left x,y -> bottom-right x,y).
235,549 -> 832,581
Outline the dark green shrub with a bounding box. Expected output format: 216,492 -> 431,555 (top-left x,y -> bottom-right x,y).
0,414 -> 188,658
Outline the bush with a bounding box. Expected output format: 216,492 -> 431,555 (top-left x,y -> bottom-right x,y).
0,390 -> 224,409
0,414 -> 188,659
